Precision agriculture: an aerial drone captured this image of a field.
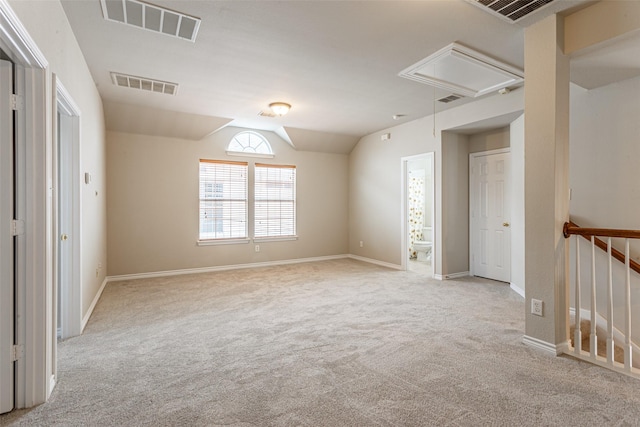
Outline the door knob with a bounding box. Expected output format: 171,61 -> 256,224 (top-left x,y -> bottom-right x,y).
503,222 -> 510,227
61,234 -> 68,241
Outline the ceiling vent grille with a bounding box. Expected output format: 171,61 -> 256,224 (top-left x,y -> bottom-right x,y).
468,0 -> 555,22
110,72 -> 178,95
100,0 -> 201,42
437,94 -> 464,103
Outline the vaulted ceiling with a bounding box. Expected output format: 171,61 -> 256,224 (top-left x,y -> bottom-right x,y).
60,0 -> 634,152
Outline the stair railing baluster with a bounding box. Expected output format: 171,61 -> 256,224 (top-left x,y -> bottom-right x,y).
563,221 -> 640,378
591,235 -> 597,359
575,235 -> 582,354
607,238 -> 614,364
625,239 -> 632,371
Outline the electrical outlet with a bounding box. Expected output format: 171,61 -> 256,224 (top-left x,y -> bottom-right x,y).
531,299 -> 543,316
359,241 -> 364,247
255,245 -> 260,252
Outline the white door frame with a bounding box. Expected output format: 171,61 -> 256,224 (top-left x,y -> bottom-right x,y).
55,77 -> 82,340
401,152 -> 435,275
0,0 -> 53,408
469,147 -> 511,281
0,58 -> 14,415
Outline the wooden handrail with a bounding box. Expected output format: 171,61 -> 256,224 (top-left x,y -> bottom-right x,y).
563,221 -> 640,240
563,221 -> 640,275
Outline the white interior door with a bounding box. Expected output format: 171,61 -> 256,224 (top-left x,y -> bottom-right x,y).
56,81 -> 82,340
470,150 -> 511,283
0,58 -> 15,414
58,111 -> 71,338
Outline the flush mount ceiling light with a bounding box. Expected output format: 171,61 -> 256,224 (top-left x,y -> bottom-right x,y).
398,42 -> 523,98
269,102 -> 291,116
100,0 -> 201,42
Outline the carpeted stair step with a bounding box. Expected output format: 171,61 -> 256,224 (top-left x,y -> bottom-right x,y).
569,319 -> 625,363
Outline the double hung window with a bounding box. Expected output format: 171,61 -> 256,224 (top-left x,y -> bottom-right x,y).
199,160 -> 248,240
199,132 -> 296,243
254,164 -> 296,239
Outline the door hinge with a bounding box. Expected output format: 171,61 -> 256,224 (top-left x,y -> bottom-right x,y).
11,219 -> 25,236
10,94 -> 23,111
11,345 -> 24,362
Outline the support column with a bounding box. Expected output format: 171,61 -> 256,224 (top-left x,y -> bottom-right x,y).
523,14 -> 570,353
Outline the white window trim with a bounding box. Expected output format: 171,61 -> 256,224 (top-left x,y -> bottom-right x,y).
197,238 -> 250,246
253,236 -> 298,243
225,150 -> 274,159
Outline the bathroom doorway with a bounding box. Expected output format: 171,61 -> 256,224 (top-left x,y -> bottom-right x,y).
401,153 -> 434,277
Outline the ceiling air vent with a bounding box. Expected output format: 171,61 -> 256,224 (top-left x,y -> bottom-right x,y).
111,72 -> 178,95
438,94 -> 463,103
100,0 -> 201,42
467,0 -> 555,23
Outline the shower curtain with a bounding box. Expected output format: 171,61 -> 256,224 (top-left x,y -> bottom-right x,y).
408,174 -> 425,259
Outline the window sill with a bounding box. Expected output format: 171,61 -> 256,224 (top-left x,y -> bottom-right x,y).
253,236 -> 298,243
197,238 -> 250,246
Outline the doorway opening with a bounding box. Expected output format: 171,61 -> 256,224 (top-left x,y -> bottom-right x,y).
55,78 -> 82,340
401,153 -> 435,277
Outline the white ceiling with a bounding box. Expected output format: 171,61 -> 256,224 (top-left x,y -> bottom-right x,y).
59,0 -> 635,150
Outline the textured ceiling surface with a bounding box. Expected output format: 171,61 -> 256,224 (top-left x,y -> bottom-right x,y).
60,0 -> 632,149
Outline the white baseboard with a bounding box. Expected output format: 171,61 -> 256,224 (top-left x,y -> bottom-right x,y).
82,276 -> 109,332
434,271 -> 469,280
107,255 -> 352,282
347,254 -> 403,270
49,374 -> 56,397
523,335 -> 567,356
510,282 -> 525,298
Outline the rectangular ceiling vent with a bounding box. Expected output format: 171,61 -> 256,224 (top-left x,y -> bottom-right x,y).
438,94 -> 464,103
399,42 -> 524,98
111,72 -> 178,95
100,0 -> 201,42
467,0 -> 555,23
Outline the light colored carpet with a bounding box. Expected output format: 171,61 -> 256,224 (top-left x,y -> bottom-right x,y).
3,258 -> 640,426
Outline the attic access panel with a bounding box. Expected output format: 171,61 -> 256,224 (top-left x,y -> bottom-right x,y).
399,43 -> 523,98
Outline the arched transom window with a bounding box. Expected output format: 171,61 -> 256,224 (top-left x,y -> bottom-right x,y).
227,131 -> 273,156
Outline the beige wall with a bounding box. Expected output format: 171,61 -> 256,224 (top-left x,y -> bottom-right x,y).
441,132 -> 470,275
468,127 -> 510,153
349,88 -> 524,276
523,14 -> 570,347
107,127 -> 349,276
570,77 -> 640,261
9,0 -> 107,318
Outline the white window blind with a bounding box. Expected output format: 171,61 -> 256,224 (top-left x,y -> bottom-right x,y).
254,163 -> 296,238
199,159 -> 248,240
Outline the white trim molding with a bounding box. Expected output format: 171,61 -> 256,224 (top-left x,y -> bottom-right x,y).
523,335 -> 568,356
0,0 -> 47,68
348,254 -> 403,271
0,0 -> 50,408
510,282 -> 525,298
107,255 -> 352,282
82,277 -> 108,332
434,271 -> 469,280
